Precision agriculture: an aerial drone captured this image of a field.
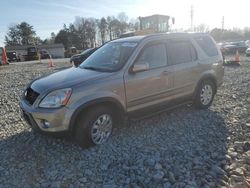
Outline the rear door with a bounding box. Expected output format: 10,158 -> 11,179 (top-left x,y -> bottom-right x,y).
124,41 -> 174,112
167,39 -> 199,99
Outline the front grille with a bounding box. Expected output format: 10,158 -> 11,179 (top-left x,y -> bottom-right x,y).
25,87 -> 40,105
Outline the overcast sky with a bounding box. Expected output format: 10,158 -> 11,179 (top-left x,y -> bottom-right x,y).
0,0 -> 249,46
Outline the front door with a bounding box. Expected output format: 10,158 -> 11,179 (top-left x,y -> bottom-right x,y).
124,42 -> 174,112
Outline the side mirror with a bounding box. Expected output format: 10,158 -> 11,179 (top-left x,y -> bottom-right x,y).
131,62 -> 149,73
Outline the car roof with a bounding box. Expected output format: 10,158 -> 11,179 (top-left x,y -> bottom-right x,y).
112,36 -> 145,43
112,32 -> 210,43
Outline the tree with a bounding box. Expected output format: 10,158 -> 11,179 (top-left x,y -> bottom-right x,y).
85,18 -> 97,48
55,27 -> 69,49
194,24 -> 209,33
210,28 -> 223,41
18,22 -> 36,45
98,17 -> 107,44
210,28 -> 243,42
128,18 -> 140,31
243,27 -> 250,39
4,25 -> 21,46
117,12 -> 128,34
74,17 -> 97,49
106,17 -> 123,40
5,22 -> 37,46
97,17 -> 108,44
106,16 -> 114,40
42,32 -> 56,45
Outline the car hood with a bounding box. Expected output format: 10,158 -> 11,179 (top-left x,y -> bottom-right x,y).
30,67 -> 111,94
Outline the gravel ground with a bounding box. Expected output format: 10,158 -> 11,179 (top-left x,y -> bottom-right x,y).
0,58 -> 249,188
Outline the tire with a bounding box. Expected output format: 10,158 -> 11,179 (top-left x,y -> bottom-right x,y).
194,80 -> 216,109
75,106 -> 114,148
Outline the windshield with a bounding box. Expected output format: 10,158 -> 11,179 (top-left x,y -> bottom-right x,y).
80,42 -> 137,72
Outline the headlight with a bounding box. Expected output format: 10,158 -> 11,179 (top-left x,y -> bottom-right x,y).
39,88 -> 72,108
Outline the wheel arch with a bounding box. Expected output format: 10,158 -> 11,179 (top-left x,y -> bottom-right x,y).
193,74 -> 217,99
69,97 -> 126,132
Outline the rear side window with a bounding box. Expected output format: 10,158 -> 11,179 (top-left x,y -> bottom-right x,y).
194,36 -> 218,57
136,43 -> 167,69
167,40 -> 196,65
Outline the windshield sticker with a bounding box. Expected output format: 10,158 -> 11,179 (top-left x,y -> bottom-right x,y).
122,42 -> 137,47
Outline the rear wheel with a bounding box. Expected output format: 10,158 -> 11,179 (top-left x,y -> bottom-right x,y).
75,106 -> 114,148
194,80 -> 216,109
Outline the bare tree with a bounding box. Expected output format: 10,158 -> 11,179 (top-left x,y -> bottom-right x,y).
97,17 -> 108,45
193,24 -> 209,33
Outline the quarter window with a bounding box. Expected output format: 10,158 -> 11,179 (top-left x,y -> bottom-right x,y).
136,43 -> 167,69
194,36 -> 218,57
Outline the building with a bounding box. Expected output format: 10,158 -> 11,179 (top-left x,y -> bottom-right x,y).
139,14 -> 170,33
6,43 -> 65,61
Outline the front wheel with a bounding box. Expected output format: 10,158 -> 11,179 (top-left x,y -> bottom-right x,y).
194,80 -> 216,109
75,106 -> 114,148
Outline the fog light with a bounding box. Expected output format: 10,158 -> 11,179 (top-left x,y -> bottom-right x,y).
42,120 -> 51,129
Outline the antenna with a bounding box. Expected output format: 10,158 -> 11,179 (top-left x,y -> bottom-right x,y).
191,5 -> 194,31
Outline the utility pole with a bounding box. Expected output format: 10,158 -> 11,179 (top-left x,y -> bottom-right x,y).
221,16 -> 224,41
190,5 -> 194,31
222,16 -> 224,31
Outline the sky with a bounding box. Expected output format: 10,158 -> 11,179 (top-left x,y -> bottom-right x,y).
0,0 -> 249,46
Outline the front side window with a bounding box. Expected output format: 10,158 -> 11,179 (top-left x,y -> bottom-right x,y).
80,42 -> 137,72
136,43 -> 167,69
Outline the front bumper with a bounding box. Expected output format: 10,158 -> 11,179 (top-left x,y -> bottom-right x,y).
20,100 -> 73,133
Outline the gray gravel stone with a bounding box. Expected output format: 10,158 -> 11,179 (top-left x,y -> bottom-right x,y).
0,58 -> 250,187
163,182 -> 171,188
168,171 -> 176,184
155,163 -> 162,170
79,177 -> 87,183
144,158 -> 156,167
153,170 -> 164,181
211,165 -> 227,176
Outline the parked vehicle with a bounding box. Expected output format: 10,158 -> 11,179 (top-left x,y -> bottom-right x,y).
224,41 -> 248,54
39,49 -> 51,59
20,33 -> 224,148
6,51 -> 20,62
246,47 -> 250,56
65,47 -> 78,58
245,40 -> 250,47
26,47 -> 39,61
70,48 -> 97,67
